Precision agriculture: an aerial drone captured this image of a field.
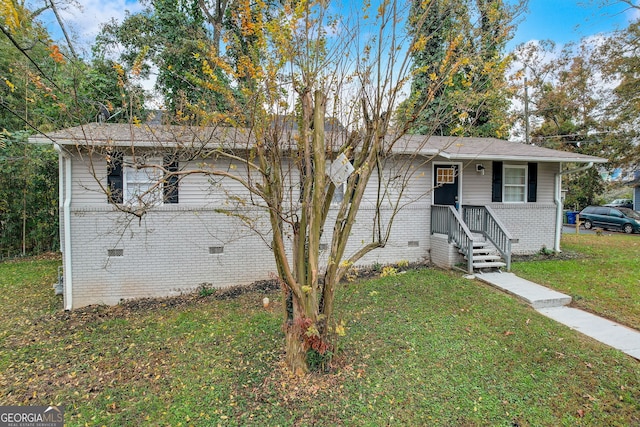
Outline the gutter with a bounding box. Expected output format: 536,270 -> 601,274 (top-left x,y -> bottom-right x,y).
554,162 -> 594,252
54,145 -> 73,310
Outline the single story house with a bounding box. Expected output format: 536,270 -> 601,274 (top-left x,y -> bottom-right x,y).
32,123 -> 607,310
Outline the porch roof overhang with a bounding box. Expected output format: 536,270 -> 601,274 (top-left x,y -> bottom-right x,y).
436,153 -> 608,164
394,134 -> 608,164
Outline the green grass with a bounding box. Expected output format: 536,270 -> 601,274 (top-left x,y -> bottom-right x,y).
1,255 -> 639,426
512,233 -> 640,329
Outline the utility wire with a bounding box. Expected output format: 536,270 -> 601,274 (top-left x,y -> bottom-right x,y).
0,25 -> 62,92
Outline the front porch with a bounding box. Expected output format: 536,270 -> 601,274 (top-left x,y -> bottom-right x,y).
430,205 -> 519,273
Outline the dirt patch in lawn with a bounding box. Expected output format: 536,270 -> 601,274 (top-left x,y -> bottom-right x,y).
41,279 -> 281,326
512,250 -> 586,262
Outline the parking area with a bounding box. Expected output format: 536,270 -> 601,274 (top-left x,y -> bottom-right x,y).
562,224 -> 640,236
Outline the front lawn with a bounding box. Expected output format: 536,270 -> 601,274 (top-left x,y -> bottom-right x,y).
512,232 -> 640,329
1,256 -> 639,426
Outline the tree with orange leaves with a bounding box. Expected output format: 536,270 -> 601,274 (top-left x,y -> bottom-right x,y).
11,0 -> 521,373
70,0 -> 521,374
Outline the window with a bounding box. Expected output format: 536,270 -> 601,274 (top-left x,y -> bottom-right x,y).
107,153 -> 178,206
503,165 -> 527,202
593,207 -> 608,215
437,167 -> 456,185
124,160 -> 162,206
163,156 -> 179,204
493,162 -> 537,203
107,151 -> 124,204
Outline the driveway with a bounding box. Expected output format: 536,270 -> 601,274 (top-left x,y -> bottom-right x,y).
562,225 -> 640,236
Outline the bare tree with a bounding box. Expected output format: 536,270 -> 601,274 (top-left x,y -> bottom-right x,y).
44,0 -> 518,373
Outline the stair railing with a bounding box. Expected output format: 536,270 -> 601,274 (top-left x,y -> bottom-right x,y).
462,205 -> 517,271
431,205 -> 475,273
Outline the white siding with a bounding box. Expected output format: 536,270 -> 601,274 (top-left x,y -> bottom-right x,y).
359,157 -> 432,207
462,161 -> 559,205
461,160 -> 491,205
71,152 -> 109,205
68,151 -> 263,208
178,158 -> 257,206
538,162 -> 559,202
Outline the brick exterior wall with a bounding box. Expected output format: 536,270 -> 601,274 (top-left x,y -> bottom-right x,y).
321,204 -> 431,267
67,203 -> 433,308
67,207 -> 275,307
486,203 -> 557,254
429,234 -> 463,269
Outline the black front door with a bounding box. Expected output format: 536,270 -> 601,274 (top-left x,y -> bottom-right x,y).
434,164 -> 459,206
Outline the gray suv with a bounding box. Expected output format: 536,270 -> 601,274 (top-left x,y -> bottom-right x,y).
579,206 -> 640,234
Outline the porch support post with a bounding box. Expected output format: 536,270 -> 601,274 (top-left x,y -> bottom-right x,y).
554,162 -> 594,252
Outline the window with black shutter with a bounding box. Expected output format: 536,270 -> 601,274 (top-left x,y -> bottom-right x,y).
492,161 -> 502,202
492,161 -> 537,203
164,156 -> 179,204
527,162 -> 537,203
107,151 -> 123,204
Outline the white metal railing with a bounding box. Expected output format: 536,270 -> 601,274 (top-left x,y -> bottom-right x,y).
462,205 -> 516,271
431,205 -> 475,273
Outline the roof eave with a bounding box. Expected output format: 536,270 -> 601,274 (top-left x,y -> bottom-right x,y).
445,154 -> 608,163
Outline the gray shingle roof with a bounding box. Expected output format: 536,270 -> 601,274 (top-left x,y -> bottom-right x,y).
32,123 -> 608,164
392,133 -> 607,163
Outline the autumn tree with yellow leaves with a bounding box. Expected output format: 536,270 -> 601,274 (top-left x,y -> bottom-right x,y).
5,0 -> 520,373
401,0 -> 520,138
113,0 -> 518,373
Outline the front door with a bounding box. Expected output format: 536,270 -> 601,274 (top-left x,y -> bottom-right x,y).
434,164 -> 460,207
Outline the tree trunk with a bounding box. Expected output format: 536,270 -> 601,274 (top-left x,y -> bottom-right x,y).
284,321 -> 309,376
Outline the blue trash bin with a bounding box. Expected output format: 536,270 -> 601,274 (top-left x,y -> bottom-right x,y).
566,211 -> 577,225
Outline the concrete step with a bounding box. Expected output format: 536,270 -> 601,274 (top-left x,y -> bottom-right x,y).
471,254 -> 502,262
473,241 -> 489,248
460,247 -> 496,255
472,261 -> 507,269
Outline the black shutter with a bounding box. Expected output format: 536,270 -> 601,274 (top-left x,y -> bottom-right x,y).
349,174 -> 360,203
107,151 -> 123,204
491,161 -> 502,202
527,162 -> 537,203
164,156 -> 179,204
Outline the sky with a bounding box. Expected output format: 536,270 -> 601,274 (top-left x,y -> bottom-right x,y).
40,0 -> 639,55
33,0 -> 637,113
507,0 -> 639,49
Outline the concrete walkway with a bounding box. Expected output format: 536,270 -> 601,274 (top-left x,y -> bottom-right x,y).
473,272 -> 640,360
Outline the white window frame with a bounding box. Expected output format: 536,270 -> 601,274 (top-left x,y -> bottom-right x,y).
436,167 -> 456,185
123,157 -> 163,207
503,164 -> 527,203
